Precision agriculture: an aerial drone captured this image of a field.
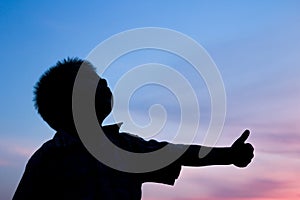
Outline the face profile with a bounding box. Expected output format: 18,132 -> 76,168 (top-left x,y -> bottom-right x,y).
95,78 -> 113,123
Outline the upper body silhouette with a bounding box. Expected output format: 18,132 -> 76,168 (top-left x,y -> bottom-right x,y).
13,58 -> 254,200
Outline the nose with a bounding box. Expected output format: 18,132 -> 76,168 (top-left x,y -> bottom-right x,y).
99,78 -> 107,87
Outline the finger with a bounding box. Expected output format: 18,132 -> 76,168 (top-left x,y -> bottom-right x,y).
245,143 -> 254,152
245,143 -> 255,158
236,130 -> 250,144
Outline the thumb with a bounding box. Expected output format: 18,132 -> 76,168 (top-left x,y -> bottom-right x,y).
235,130 -> 250,144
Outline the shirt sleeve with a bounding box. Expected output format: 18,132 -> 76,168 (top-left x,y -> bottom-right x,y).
118,132 -> 182,185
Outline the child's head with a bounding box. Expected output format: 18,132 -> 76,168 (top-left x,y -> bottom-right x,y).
33,58 -> 112,133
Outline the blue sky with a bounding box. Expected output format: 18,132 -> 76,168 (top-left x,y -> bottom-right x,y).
1,1 -> 300,199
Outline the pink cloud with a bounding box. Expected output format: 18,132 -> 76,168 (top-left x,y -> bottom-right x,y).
0,141 -> 36,168
209,178 -> 286,199
0,139 -> 36,159
142,147 -> 300,200
8,145 -> 33,158
0,159 -> 11,166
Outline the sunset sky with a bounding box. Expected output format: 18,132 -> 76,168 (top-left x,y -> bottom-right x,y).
1,1 -> 300,199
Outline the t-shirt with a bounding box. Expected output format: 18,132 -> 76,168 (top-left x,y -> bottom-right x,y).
13,124 -> 182,200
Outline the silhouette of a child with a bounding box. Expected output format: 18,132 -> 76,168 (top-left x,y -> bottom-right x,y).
13,58 -> 254,200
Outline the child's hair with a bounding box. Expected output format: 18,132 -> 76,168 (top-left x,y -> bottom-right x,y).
33,58 -> 96,132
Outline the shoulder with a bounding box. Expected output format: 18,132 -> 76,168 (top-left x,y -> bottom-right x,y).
103,123 -> 170,153
26,136 -> 62,169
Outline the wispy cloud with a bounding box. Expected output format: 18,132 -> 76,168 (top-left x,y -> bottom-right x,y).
0,159 -> 11,167
209,178 -> 286,199
0,140 -> 36,168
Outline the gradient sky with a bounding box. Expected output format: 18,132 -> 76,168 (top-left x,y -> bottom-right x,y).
1,1 -> 300,200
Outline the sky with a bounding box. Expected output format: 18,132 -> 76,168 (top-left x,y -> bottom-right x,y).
1,0 -> 300,199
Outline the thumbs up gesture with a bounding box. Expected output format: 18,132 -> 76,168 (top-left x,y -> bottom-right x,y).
230,130 -> 254,168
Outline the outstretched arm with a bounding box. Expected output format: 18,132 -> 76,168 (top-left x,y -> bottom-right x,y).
178,130 -> 254,168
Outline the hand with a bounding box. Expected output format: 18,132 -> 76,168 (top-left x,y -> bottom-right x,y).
230,130 -> 254,168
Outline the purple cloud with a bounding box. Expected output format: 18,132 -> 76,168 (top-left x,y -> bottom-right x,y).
210,178 -> 287,199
